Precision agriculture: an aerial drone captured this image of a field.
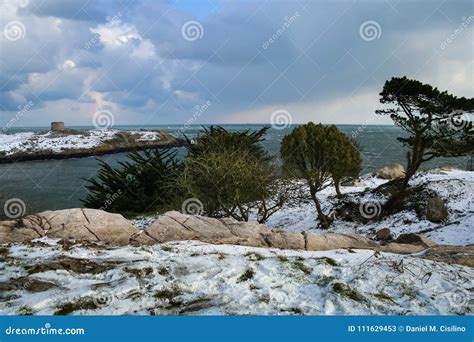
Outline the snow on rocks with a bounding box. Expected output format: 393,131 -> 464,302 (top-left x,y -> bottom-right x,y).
0,240 -> 471,315
0,129 -> 176,162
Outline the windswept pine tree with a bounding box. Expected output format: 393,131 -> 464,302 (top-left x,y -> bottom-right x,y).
376,76 -> 474,191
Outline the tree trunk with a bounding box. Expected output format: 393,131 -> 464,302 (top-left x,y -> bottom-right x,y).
400,134 -> 424,191
334,181 -> 342,197
310,187 -> 331,228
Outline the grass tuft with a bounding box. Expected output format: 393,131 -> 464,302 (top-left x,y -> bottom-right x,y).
237,269 -> 255,283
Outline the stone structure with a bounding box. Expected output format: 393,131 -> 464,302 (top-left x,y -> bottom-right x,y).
50,121 -> 65,132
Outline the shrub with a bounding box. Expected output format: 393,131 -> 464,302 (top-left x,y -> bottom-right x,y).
281,122 -> 361,228
331,137 -> 362,197
181,126 -> 286,222
82,149 -> 183,216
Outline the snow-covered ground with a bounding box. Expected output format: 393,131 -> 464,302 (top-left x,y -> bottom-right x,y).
0,130 -> 163,156
263,169 -> 474,246
1,168 -> 472,315
0,238 -> 472,315
130,169 -> 473,245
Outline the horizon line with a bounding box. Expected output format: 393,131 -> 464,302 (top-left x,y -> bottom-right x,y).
7,123 -> 396,128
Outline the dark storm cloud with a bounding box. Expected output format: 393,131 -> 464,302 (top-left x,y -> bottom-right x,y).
0,0 -> 472,126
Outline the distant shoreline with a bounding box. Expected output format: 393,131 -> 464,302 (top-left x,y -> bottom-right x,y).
0,129 -> 188,164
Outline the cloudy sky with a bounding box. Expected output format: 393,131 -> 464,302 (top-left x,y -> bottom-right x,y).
0,0 -> 472,127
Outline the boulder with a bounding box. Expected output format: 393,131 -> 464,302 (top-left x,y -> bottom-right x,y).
375,228 -> 392,241
376,163 -> 405,179
377,243 -> 425,254
420,245 -> 474,267
304,232 -> 377,251
0,219 -> 44,243
341,178 -> 366,187
0,208 -> 138,245
262,230 -> 305,250
142,212 -> 376,251
393,233 -> 437,248
141,211 -> 266,247
426,196 -> 449,222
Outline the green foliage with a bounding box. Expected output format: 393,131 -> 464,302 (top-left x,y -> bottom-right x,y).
376,76 -> 474,190
182,126 -> 285,222
281,122 -> 361,227
82,149 -> 183,216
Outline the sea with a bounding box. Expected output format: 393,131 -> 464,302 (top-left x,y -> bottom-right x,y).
0,124 -> 471,213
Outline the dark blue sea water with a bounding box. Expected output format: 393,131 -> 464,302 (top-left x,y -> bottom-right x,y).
0,124 -> 470,212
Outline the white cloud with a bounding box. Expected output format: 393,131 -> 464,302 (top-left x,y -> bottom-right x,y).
58,60 -> 76,71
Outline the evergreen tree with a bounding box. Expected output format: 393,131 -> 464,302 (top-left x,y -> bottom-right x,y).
82,149 -> 183,216
281,122 -> 361,227
280,122 -> 361,228
376,76 -> 474,191
182,126 -> 285,222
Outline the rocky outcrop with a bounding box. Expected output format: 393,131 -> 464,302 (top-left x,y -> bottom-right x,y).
426,196 -> 449,222
0,130 -> 188,164
0,208 -> 139,245
132,211 -> 378,252
375,228 -> 392,241
376,163 -> 405,179
1,209 -> 472,267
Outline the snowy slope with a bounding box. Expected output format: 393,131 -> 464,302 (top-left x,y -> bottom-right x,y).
264,169 -> 473,246
0,239 -> 472,315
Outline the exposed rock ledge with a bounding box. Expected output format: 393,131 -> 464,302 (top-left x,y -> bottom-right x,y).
0,209 -> 472,267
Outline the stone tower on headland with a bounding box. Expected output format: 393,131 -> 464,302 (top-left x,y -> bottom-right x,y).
51,122 -> 65,132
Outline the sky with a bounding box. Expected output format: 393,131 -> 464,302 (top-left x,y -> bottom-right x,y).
0,0 -> 472,127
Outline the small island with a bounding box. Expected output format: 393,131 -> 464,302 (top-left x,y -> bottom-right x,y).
0,122 -> 188,163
